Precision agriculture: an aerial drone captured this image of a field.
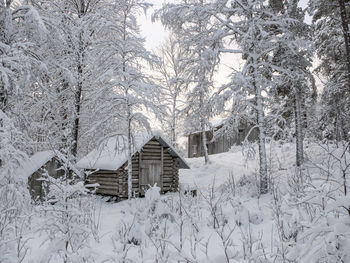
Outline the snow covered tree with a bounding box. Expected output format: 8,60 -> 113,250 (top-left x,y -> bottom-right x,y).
30,0 -> 106,157
154,36 -> 188,148
206,0 -> 287,193
155,0 -> 223,164
39,150 -> 93,263
309,0 -> 350,141
92,0 -> 162,199
204,0 -> 315,192
270,0 -> 316,167
288,142 -> 350,262
0,1 -> 46,260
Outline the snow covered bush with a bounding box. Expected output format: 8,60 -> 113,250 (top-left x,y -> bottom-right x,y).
0,112 -> 32,263
38,161 -> 94,263
287,142 -> 350,262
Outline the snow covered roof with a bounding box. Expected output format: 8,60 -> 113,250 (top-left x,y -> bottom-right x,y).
17,151 -> 56,178
76,133 -> 190,171
187,117 -> 227,135
209,117 -> 226,128
16,150 -> 81,178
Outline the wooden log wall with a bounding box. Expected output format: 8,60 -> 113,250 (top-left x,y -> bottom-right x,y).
86,170 -> 119,196
86,138 -> 180,199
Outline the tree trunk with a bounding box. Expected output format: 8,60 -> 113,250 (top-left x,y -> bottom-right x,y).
171,95 -> 177,148
201,122 -> 210,164
200,91 -> 209,164
338,0 -> 350,97
127,116 -> 133,199
71,32 -> 84,158
294,89 -> 304,167
255,82 -> 268,194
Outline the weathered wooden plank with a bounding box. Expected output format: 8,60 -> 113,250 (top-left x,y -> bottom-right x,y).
145,141 -> 160,146
163,180 -> 173,184
142,156 -> 163,160
88,181 -> 119,187
142,147 -> 161,151
142,151 -> 161,156
96,185 -> 118,191
96,189 -> 118,195
161,145 -> 164,190
142,146 -> 161,150
86,170 -> 117,174
88,175 -> 118,180
142,150 -> 161,155
88,172 -> 118,176
87,177 -> 118,182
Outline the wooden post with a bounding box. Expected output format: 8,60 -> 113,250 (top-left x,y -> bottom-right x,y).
138,151 -> 142,195
161,146 -> 164,192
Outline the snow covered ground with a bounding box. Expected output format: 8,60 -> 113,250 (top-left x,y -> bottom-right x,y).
22,142 -> 350,262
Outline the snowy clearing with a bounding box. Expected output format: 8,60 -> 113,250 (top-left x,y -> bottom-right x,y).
23,142 -> 325,263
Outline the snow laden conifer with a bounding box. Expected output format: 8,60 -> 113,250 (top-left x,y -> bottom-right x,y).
309,0 -> 350,141
269,1 -> 316,168
155,0 -> 223,164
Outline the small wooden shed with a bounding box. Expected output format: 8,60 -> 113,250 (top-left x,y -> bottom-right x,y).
19,151 -> 79,201
76,134 -> 190,199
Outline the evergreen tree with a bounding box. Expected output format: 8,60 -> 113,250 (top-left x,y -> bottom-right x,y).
270,0 -> 316,167
309,0 -> 350,141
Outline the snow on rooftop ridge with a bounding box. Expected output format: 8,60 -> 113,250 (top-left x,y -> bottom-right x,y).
76,132 -> 190,170
76,132 -> 152,170
153,132 -> 191,169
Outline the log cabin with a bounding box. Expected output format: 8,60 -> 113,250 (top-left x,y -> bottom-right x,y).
76,133 -> 190,200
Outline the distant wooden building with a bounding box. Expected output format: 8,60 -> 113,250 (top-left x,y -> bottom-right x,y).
188,121 -> 258,158
76,134 -> 190,199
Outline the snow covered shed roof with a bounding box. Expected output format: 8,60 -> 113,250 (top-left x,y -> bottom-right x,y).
17,151 -> 56,178
16,150 -> 81,178
76,133 -> 190,171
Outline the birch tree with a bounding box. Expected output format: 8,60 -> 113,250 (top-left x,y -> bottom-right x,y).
92,0 -> 162,199
31,0 -> 104,158
156,0 -> 222,164
208,0 -> 296,193
155,36 -> 188,148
